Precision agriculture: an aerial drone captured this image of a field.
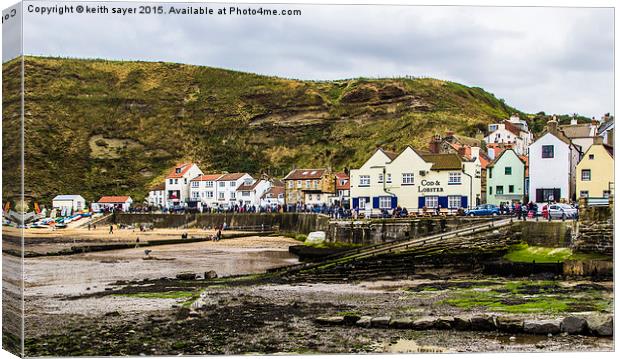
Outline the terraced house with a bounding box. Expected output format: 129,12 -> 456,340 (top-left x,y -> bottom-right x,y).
576,136 -> 614,201
165,163 -> 203,207
486,149 -> 527,205
283,169 -> 335,206
349,147 -> 481,214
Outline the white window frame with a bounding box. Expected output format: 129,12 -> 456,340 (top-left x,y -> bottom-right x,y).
359,175 -> 370,186
448,172 -> 462,185
425,196 -> 438,208
448,195 -> 461,209
378,173 -> 384,183
402,173 -> 414,185
379,196 -> 392,209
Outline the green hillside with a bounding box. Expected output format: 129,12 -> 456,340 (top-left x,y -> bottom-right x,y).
2,56 -> 521,204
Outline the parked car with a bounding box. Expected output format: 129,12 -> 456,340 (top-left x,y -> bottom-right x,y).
464,204 -> 500,216
546,203 -> 578,219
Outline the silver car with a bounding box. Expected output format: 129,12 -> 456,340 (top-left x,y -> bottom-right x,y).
547,203 -> 578,219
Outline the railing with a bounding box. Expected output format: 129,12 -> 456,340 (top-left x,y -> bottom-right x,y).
586,197 -> 610,207
274,217 -> 513,274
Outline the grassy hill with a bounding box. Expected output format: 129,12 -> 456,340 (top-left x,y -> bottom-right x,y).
3,56 -> 522,204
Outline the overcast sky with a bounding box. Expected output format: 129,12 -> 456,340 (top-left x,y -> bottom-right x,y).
5,1 -> 615,117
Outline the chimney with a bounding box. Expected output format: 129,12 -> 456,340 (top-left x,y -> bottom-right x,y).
547,118 -> 558,134
429,134 -> 441,153
471,146 -> 480,159
594,136 -> 603,145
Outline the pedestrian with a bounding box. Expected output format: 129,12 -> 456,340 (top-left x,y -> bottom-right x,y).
109,225 -> 113,234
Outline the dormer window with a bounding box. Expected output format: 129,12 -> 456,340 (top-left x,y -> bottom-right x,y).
176,168 -> 182,174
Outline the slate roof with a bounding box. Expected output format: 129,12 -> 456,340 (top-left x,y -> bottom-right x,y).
598,118 -> 614,133
262,186 -> 285,198
236,180 -> 261,191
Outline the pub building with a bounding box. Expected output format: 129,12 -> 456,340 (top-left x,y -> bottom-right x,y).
349,146 -> 481,215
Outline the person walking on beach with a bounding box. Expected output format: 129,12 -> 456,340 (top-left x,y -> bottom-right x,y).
109,225 -> 113,234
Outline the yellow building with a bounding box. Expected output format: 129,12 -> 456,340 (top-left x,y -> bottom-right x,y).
283,169 -> 335,206
576,137 -> 614,199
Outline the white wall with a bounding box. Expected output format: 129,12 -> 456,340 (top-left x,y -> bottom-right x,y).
528,133 -> 572,203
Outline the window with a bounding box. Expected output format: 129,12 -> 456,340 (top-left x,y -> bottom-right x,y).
359,175 -> 370,186
288,181 -> 294,188
297,180 -> 302,188
169,179 -> 173,184
191,181 -> 199,188
379,196 -> 392,209
402,173 -> 414,185
314,180 -> 320,189
230,191 -> 236,199
509,185 -> 514,193
308,194 -> 313,200
505,167 -> 512,175
542,145 -> 554,158
589,154 -> 594,160
229,181 -> 236,187
581,169 -> 591,181
489,187 -> 493,195
580,191 -> 589,198
218,192 -> 225,200
207,191 -> 214,198
184,179 -> 188,184
386,173 -> 392,183
425,196 -> 438,208
489,125 -> 498,132
378,173 -> 384,183
448,172 -> 461,185
496,186 -> 504,195
488,168 -> 492,179
448,195 -> 461,209
242,191 -> 250,197
174,179 -> 178,184
219,182 -> 225,187
206,181 -> 214,188
603,190 -> 611,198
306,180 -> 311,188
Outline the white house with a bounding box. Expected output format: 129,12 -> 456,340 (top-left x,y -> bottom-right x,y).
260,186 -> 285,208
146,184 -> 166,208
485,115 -> 533,156
52,195 -> 86,213
528,119 -> 581,204
350,147 -> 481,214
165,163 -> 203,207
92,196 -> 133,212
236,179 -> 271,207
215,173 -> 254,208
189,174 -> 223,207
330,172 -> 351,208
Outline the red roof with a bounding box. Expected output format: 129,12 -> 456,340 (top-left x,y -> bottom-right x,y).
191,174 -> 223,182
520,155 -> 529,177
284,169 -> 327,180
166,163 -> 195,179
97,196 -> 131,203
335,172 -> 350,190
503,120 -> 522,137
218,173 -> 248,181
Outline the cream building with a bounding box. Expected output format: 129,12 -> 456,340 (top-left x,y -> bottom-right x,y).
576,137 -> 614,199
350,147 -> 481,214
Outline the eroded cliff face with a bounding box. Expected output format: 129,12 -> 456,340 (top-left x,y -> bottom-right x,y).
4,56 -> 518,203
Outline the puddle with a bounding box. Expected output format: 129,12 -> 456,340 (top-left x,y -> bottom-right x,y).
380,339 -> 445,353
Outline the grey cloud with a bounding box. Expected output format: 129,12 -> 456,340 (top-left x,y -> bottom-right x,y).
16,1 -> 615,117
